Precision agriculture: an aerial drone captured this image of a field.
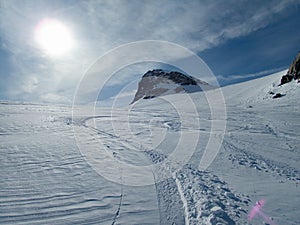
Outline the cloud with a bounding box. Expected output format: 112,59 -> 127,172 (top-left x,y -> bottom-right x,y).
0,0 -> 298,103
21,76 -> 38,93
217,67 -> 288,84
40,93 -> 71,103
72,0 -> 299,51
98,89 -> 137,108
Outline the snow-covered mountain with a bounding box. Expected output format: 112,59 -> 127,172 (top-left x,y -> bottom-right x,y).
131,69 -> 213,104
1,70 -> 299,225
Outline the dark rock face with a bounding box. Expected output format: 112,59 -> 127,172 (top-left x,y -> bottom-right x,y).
280,51 -> 300,85
287,51 -> 300,80
280,74 -> 294,85
131,69 -> 212,104
143,96 -> 155,99
143,69 -> 198,85
273,93 -> 284,99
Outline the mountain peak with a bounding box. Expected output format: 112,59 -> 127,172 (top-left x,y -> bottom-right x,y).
131,69 -> 213,104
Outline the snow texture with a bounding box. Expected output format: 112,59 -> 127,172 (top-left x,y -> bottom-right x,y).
0,70 -> 299,224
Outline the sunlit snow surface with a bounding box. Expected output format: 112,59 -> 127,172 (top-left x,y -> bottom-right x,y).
1,71 -> 299,224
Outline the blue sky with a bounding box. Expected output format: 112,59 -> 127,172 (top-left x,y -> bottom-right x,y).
0,0 -> 299,104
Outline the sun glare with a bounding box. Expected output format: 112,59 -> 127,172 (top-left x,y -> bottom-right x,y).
35,18 -> 74,56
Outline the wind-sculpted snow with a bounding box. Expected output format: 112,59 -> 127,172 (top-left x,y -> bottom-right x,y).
0,104 -> 126,225
1,70 -> 299,224
72,105 -> 250,224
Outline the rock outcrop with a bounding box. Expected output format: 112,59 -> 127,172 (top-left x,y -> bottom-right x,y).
280,51 -> 300,85
131,69 -> 213,104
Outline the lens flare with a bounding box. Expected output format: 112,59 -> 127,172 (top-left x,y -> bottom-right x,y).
248,199 -> 277,225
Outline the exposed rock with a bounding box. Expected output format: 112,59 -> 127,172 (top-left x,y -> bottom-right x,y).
143,69 -> 198,85
131,69 -> 213,104
273,93 -> 284,99
280,74 -> 293,85
287,51 -> 300,80
280,51 -> 300,85
143,96 -> 155,99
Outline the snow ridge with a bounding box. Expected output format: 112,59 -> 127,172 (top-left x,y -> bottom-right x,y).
174,175 -> 190,225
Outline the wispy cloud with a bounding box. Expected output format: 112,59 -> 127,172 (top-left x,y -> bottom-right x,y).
98,89 -> 137,108
0,0 -> 298,103
217,67 -> 288,84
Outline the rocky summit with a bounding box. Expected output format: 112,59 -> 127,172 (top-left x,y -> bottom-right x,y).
131,69 -> 213,104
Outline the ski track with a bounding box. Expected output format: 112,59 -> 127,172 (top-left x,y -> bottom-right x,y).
81,111 -> 251,225
79,115 -> 161,225
1,104 -> 252,225
223,137 -> 300,184
74,116 -> 125,225
145,149 -> 250,225
82,114 -> 186,224
1,73 -> 299,225
223,105 -> 300,185
0,105 -> 123,225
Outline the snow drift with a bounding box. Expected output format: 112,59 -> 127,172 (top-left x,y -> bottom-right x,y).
0,70 -> 299,225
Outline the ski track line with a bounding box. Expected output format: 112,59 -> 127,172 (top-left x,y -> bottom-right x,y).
84,114 -> 188,224
75,116 -> 124,225
145,150 -> 250,225
145,150 -> 186,224
77,114 -> 251,224
223,138 -> 300,184
174,174 -> 190,225
111,170 -> 123,225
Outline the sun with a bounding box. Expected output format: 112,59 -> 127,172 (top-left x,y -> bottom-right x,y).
35,18 -> 74,56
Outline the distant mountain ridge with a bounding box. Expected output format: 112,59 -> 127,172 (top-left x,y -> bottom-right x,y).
131,69 -> 213,104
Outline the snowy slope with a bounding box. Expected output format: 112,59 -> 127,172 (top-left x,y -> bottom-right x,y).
211,71 -> 300,225
0,70 -> 299,225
